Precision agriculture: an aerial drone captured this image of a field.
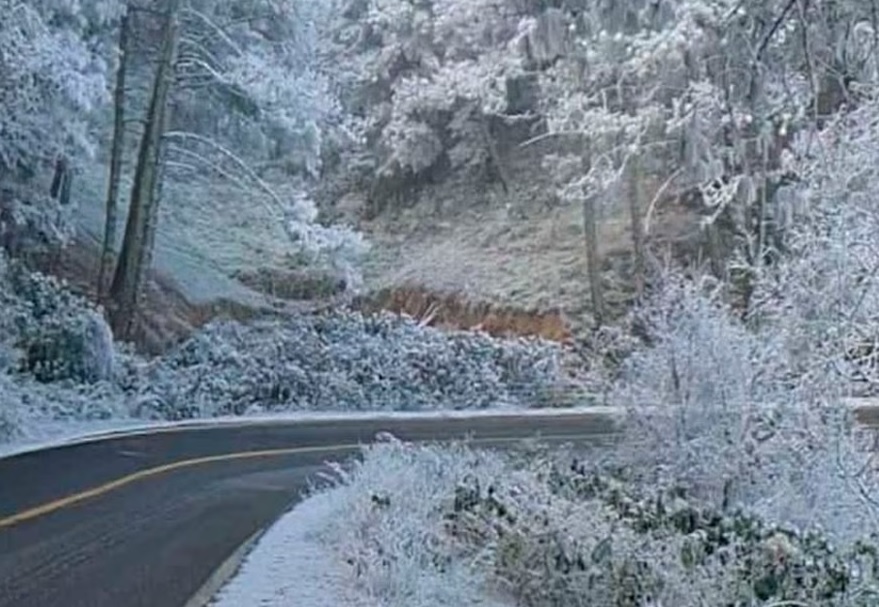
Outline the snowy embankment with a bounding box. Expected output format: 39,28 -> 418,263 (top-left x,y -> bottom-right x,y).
213,439 -> 522,607
210,492 -> 385,607
215,423 -> 879,607
0,250 -> 587,451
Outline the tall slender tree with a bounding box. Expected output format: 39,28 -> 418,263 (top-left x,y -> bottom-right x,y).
627,153 -> 647,297
98,4 -> 131,301
109,0 -> 181,337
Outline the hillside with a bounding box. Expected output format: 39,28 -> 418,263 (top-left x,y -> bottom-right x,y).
352,145 -> 702,340
8,1 -> 879,604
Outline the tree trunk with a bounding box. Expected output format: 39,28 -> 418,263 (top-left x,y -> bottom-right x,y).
109,0 -> 181,338
583,192 -> 605,327
134,100 -> 170,315
626,153 -> 646,297
478,112 -> 511,194
706,220 -> 725,279
50,155 -> 72,205
98,5 -> 130,301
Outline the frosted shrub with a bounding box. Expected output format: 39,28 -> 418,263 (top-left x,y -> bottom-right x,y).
609,269 -> 879,548
284,190 -> 370,290
325,440 -> 879,607
0,182 -> 76,255
321,439 -> 507,606
611,272 -> 789,503
0,369 -> 131,442
0,250 -> 134,440
138,311 -> 573,419
4,262 -> 114,384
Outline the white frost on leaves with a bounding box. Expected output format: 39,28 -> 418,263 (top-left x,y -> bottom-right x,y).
216,443 -> 517,607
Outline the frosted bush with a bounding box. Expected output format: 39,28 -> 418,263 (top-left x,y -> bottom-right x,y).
0,249 -> 134,441
320,438 -> 508,606
324,440 -> 879,607
0,368 -> 132,442
284,190 -> 370,290
0,249 -> 577,439
2,261 -> 115,384
0,182 -> 76,255
609,270 -> 879,548
137,311 -> 574,419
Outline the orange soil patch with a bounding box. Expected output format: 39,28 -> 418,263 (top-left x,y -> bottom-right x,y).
32,241 -> 575,354
356,285 -> 574,343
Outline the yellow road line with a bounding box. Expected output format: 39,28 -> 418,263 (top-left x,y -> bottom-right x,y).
0,444 -> 360,529
0,432 -> 604,529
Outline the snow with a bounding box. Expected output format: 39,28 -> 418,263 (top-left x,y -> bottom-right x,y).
0,418 -> 163,460
212,484 -> 517,607
211,491 -> 377,607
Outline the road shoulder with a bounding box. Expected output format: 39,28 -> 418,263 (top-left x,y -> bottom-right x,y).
210,491 -> 376,607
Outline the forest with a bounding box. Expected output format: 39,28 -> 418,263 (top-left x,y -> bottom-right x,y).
5,0 -> 879,604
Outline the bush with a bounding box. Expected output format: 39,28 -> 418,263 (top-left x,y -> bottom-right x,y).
607,270 -> 879,547
3,261 -> 114,384
0,370 -> 131,442
136,311 -> 576,419
0,248 -> 583,435
0,253 -> 129,440
324,439 -> 879,607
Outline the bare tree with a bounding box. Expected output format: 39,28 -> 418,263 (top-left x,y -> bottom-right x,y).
98,4 -> 131,302
626,152 -> 647,297
109,0 -> 181,338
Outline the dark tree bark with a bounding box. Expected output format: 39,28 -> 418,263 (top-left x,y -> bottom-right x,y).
98,5 -> 131,301
110,0 -> 181,338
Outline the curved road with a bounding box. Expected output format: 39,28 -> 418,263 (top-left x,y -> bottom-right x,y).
0,411 -> 620,607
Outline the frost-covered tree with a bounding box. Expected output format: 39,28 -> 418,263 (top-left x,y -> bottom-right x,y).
0,0 -> 123,254
536,0 -> 879,302
321,0 -> 550,214
169,0 -> 339,177
316,0 -> 879,320
0,0 -> 123,176
602,79 -> 879,537
750,87 -> 879,396
93,0 -> 366,336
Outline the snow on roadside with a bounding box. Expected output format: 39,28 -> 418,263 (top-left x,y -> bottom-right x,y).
211,491 -> 378,607
0,417 -> 154,459
212,484 -> 516,607
214,439 -> 519,607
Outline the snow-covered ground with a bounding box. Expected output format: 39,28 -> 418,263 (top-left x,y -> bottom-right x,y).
0,418 -> 159,459
211,492 -> 380,607
212,443 -> 514,607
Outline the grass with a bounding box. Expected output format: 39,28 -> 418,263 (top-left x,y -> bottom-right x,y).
73,159 -> 289,306
357,147 -> 697,334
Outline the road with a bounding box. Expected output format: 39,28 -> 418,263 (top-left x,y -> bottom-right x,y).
0,411 -> 619,607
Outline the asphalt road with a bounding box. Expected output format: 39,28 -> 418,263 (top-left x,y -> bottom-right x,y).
0,411 -> 620,607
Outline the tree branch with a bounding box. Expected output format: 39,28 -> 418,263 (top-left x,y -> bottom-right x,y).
162,130 -> 284,211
